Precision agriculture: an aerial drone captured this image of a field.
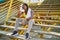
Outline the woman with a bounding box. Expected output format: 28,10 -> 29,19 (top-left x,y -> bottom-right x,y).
12,3 -> 34,39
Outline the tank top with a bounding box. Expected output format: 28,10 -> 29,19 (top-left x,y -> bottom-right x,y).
20,8 -> 32,18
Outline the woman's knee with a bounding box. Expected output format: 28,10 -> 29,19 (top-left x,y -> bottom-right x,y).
30,19 -> 34,23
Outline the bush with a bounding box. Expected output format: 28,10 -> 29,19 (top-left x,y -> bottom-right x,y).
0,0 -> 5,3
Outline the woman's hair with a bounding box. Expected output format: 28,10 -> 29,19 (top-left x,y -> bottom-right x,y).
23,3 -> 28,14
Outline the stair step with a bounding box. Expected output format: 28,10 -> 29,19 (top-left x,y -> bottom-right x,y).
34,24 -> 60,28
31,8 -> 60,10
12,16 -> 60,18
38,16 -> 60,17
11,17 -> 24,19
11,16 -> 60,19
11,17 -> 60,23
7,21 -> 16,23
34,19 -> 60,23
11,17 -> 16,19
1,25 -> 27,30
7,21 -> 22,24
33,10 -> 60,12
33,30 -> 60,36
0,31 -> 25,39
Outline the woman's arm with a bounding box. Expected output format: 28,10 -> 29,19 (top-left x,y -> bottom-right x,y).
17,4 -> 24,18
17,11 -> 22,18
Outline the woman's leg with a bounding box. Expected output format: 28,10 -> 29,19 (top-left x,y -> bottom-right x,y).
12,18 -> 22,35
25,19 -> 34,39
14,18 -> 20,31
26,19 -> 34,33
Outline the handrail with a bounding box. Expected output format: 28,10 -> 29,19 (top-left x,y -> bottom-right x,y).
0,11 -> 17,22
0,0 -> 9,5
0,1 -> 10,9
0,0 -> 20,12
0,0 -> 21,23
0,5 -> 18,14
5,0 -> 14,25
0,6 -> 9,12
0,2 -> 19,20
0,1 -> 17,7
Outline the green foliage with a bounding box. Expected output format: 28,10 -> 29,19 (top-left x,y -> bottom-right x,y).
0,0 -> 5,3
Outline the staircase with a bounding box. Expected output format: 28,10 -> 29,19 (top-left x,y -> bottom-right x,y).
0,0 -> 21,23
30,0 -> 60,21
0,0 -> 60,40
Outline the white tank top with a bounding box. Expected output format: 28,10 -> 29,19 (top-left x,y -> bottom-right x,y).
26,8 -> 32,18
20,4 -> 32,18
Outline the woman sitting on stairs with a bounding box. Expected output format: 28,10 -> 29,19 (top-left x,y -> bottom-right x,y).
12,3 -> 34,39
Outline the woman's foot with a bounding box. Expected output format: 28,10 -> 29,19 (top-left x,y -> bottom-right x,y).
25,33 -> 29,39
12,31 -> 18,35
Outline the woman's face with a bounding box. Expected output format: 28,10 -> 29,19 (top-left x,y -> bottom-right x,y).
23,5 -> 27,10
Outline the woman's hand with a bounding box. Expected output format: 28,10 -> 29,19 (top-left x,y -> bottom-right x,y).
26,17 -> 32,21
17,11 -> 22,18
21,19 -> 25,25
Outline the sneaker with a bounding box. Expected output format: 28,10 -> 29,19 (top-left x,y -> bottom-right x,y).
12,31 -> 18,35
25,33 -> 29,39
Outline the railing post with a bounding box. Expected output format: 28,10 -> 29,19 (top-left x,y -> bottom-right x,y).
28,0 -> 30,6
4,0 -> 14,25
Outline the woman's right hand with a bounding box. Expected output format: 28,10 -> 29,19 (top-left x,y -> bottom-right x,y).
17,11 -> 24,18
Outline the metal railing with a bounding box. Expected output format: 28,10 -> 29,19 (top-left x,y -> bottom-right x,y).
0,0 -> 20,23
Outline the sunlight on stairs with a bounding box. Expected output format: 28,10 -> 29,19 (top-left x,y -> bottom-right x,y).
0,0 -> 60,40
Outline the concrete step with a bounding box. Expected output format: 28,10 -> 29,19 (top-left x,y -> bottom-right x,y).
0,31 -> 25,39
0,25 -> 27,30
34,24 -> 60,28
33,30 -> 60,36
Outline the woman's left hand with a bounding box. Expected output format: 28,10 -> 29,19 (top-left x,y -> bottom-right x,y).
21,20 -> 25,25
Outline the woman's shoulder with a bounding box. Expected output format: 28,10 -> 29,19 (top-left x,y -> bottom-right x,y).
28,8 -> 31,10
28,8 -> 33,12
